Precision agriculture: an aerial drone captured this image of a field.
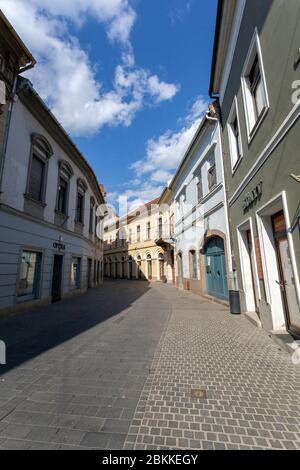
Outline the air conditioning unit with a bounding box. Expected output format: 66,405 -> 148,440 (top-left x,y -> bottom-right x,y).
0,80 -> 6,105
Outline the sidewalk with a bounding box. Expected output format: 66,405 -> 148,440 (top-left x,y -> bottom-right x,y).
124,284 -> 300,450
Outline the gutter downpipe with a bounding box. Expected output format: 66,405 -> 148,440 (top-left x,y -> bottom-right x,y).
0,60 -> 35,200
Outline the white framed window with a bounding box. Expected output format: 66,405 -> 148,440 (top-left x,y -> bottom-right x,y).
208,157 -> 217,191
241,29 -> 269,141
228,97 -> 243,171
18,250 -> 42,301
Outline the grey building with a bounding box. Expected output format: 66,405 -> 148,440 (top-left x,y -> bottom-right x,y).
210,0 -> 300,338
0,76 -> 106,316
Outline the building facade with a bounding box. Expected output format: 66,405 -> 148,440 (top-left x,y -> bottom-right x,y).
104,199 -> 175,283
160,106 -> 232,302
210,0 -> 300,336
0,11 -> 35,191
0,77 -> 106,315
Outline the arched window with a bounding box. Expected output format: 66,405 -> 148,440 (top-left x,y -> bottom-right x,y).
26,134 -> 53,205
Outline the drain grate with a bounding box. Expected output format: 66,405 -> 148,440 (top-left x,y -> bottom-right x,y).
191,389 -> 207,399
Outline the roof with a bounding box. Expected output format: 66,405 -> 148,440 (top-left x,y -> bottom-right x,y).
17,77 -> 105,206
0,10 -> 36,71
209,0 -> 224,97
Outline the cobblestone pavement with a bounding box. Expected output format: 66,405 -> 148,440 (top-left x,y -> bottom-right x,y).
0,281 -> 171,449
124,284 -> 300,450
0,281 -> 300,450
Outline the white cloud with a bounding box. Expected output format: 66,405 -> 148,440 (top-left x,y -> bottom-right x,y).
148,75 -> 180,103
131,95 -> 208,177
0,0 -> 179,136
110,95 -> 208,213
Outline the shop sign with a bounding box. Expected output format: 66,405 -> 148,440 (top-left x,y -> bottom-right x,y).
243,182 -> 263,212
53,242 -> 66,251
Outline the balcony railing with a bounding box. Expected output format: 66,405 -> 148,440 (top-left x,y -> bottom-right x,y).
104,224 -> 174,251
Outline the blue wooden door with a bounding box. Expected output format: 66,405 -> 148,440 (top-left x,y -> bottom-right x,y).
205,237 -> 228,300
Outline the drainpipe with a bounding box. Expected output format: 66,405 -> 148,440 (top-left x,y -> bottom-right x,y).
0,74 -> 18,199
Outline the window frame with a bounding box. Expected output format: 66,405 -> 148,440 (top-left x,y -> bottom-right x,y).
70,256 -> 81,290
208,162 -> 217,192
228,96 -> 243,173
136,225 -> 141,243
17,248 -> 43,302
241,29 -> 269,143
25,134 -> 53,206
75,178 -> 87,225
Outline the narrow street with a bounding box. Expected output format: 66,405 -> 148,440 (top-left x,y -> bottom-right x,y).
0,281 -> 299,450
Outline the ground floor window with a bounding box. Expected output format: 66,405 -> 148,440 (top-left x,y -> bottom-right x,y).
71,257 -> 81,289
18,250 -> 42,301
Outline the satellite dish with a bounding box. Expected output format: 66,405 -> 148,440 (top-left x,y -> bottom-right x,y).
0,81 -> 6,106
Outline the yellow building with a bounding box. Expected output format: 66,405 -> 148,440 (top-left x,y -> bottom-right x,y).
104,198 -> 175,283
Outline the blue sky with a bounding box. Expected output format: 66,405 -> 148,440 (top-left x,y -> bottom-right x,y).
1,0 -> 217,210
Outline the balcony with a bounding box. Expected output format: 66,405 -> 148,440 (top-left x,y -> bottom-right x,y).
155,224 -> 175,247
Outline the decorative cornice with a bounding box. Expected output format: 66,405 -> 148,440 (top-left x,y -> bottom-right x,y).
59,160 -> 74,179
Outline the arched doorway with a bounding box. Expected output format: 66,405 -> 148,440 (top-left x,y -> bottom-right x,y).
158,253 -> 165,280
128,256 -> 133,279
147,254 -> 152,280
137,256 -> 142,279
121,257 -> 125,278
204,237 -> 228,300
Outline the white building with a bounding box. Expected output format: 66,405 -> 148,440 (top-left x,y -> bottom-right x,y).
0,77 -> 106,315
160,105 -> 232,302
104,198 -> 175,283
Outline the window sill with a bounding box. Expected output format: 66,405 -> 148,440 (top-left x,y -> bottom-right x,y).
24,194 -> 47,208
232,156 -> 243,176
247,106 -> 269,144
55,210 -> 69,219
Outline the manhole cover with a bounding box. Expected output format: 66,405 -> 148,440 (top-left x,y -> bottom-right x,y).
191,389 -> 207,399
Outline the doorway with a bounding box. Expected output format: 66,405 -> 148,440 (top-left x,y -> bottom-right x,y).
158,253 -> 165,280
204,237 -> 228,301
51,254 -> 63,302
177,253 -> 183,288
272,212 -> 300,337
87,258 -> 92,288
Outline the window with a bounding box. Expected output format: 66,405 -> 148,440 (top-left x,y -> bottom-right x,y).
228,98 -> 243,170
208,162 -> 217,191
26,134 -> 53,205
76,193 -> 84,223
18,250 -> 42,301
128,228 -> 132,244
71,257 -> 81,289
146,222 -> 151,240
197,178 -> 203,201
158,217 -> 163,238
241,30 -> 269,139
89,199 -> 95,234
189,250 -> 197,280
57,177 -> 68,214
137,225 -> 141,243
28,155 -> 45,202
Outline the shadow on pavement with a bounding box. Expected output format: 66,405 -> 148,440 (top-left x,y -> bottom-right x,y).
0,279 -> 150,376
